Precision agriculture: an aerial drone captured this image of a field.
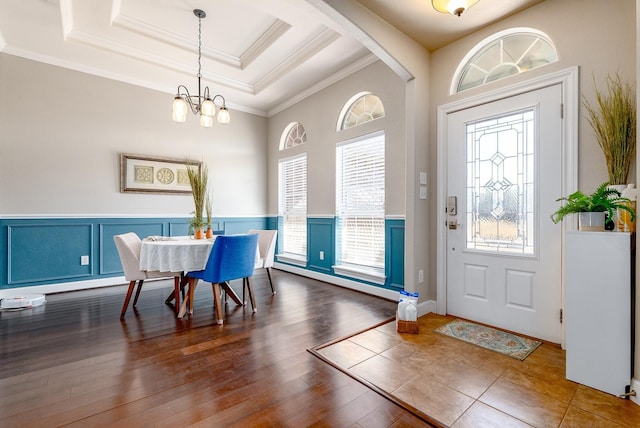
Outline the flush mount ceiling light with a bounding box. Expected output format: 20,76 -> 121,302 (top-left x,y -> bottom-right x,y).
172,9 -> 230,127
432,0 -> 479,17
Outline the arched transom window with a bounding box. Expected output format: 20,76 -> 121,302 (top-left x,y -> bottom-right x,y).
280,122 -> 307,150
453,28 -> 558,94
337,92 -> 385,131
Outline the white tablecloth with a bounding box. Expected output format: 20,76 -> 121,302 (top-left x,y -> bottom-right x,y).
140,238 -> 214,273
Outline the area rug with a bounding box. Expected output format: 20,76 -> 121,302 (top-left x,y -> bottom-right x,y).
434,319 -> 541,360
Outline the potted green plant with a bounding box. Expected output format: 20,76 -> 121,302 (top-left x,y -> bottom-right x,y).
186,161 -> 208,239
583,73 -> 636,185
551,181 -> 635,231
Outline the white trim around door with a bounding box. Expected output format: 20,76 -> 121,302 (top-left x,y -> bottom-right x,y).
435,66 -> 579,348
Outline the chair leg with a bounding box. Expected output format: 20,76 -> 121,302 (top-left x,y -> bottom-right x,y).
242,278 -> 246,306
266,267 -> 276,294
133,279 -> 144,306
180,273 -> 187,299
165,274 -> 188,304
173,277 -> 180,317
120,280 -> 138,320
132,279 -> 144,306
245,277 -> 257,313
212,282 -> 224,324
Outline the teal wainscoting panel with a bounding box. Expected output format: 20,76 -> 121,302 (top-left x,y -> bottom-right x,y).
385,219 -> 405,290
265,217 -> 278,231
100,221 -> 166,275
265,217 -> 279,254
219,218 -> 268,235
8,223 -> 93,284
307,218 -> 334,273
0,216 -> 269,290
1,216 -> 398,290
169,220 -> 191,236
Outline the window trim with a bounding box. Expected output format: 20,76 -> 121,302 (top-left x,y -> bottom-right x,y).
335,130 -> 386,281
278,153 -> 308,261
279,122 -> 307,151
450,27 -> 558,95
336,92 -> 385,131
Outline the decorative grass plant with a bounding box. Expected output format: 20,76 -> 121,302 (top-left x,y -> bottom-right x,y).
186,161 -> 208,233
583,73 -> 636,185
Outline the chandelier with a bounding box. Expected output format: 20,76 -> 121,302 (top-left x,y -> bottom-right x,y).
172,9 -> 230,127
432,0 -> 479,17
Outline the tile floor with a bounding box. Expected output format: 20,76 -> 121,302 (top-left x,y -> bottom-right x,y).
316,313 -> 640,427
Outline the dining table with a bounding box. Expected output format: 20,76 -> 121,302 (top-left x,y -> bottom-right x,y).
139,235 -> 246,318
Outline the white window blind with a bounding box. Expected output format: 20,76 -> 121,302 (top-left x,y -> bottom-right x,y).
278,154 -> 307,258
336,132 -> 385,270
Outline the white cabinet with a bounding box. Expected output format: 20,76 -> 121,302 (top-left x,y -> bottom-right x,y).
565,231 -> 633,396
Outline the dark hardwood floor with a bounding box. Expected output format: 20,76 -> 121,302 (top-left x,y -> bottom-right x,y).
0,270 -> 429,427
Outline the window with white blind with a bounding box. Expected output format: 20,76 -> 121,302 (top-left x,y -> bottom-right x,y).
278,154 -> 307,264
335,131 -> 385,284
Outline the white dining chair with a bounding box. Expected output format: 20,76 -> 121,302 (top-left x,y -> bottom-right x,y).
248,229 -> 278,294
113,232 -> 182,320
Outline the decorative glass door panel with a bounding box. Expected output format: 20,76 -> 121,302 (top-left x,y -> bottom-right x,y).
446,84 -> 563,343
466,110 -> 534,255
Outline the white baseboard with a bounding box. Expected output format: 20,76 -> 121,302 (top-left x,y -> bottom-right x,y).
0,277 -> 127,298
418,299 -> 437,317
273,262 -> 438,313
630,378 -> 640,406
274,262 -> 398,301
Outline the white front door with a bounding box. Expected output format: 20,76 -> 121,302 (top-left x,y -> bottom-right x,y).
446,84 -> 563,343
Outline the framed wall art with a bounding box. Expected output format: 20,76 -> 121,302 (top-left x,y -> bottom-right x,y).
120,153 -> 200,195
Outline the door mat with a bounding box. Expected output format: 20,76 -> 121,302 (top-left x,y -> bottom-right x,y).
434,319 -> 541,360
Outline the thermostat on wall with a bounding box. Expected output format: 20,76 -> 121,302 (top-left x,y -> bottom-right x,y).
1,294 -> 46,309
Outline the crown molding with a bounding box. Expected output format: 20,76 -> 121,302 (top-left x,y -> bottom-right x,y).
111,12 -> 242,69
65,28 -> 254,93
253,27 -> 340,94
268,53 -> 378,116
239,20 -> 292,70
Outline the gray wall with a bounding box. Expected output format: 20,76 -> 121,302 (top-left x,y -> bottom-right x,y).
267,60 -> 406,217
0,54 -> 268,217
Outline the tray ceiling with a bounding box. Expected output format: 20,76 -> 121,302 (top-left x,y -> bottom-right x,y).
0,0 -> 544,117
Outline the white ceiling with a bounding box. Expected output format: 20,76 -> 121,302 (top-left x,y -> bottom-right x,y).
0,0 -> 544,117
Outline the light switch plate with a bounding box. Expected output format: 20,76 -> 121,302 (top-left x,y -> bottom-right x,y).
80,255 -> 90,265
419,172 -> 427,185
419,186 -> 427,199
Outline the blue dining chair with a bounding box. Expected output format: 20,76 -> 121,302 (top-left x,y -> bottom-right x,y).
186,233 -> 259,324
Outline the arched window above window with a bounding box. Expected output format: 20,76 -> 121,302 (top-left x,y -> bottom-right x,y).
337,92 -> 385,131
453,28 -> 558,94
280,122 -> 307,150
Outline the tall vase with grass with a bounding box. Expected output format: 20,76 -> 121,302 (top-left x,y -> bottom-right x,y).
186,162 -> 208,239
583,73 -> 637,230
205,192 -> 214,239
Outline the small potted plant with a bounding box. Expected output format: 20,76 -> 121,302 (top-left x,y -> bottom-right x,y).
551,181 -> 635,231
186,161 -> 208,239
